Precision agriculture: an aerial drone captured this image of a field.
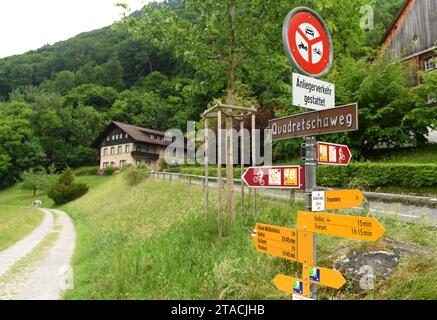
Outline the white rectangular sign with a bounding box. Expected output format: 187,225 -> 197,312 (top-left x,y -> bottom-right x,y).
312,191 -> 325,212
292,73 -> 335,111
293,294 -> 314,301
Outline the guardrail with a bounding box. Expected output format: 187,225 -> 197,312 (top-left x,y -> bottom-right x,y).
149,171 -> 437,208
149,171 -> 305,204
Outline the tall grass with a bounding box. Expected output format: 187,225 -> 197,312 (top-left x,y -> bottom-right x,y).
62,174 -> 437,300
0,206 -> 43,251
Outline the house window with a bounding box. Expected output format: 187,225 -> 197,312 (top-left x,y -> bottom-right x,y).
125,145 -> 130,153
120,160 -> 127,167
103,148 -> 108,156
103,162 -> 109,168
425,57 -> 437,72
136,160 -> 142,166
106,136 -> 110,141
112,135 -> 115,141
118,146 -> 123,154
146,161 -> 151,166
125,133 -> 128,139
111,147 -> 115,155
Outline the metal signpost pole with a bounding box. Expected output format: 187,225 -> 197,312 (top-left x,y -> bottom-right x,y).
304,135 -> 317,299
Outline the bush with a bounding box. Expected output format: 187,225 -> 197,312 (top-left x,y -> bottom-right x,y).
317,163 -> 437,189
98,165 -> 119,176
123,167 -> 150,186
48,169 -> 89,205
75,166 -> 99,176
171,163 -> 437,190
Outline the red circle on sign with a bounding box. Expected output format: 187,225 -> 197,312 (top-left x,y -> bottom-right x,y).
283,8 -> 333,77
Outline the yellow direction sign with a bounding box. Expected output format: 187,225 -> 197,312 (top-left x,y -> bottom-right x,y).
254,223 -> 297,243
273,274 -> 310,298
306,265 -> 346,289
312,189 -> 364,211
297,211 -> 385,241
252,224 -> 298,262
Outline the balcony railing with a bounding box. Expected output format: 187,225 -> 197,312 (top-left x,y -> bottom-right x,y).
131,151 -> 160,161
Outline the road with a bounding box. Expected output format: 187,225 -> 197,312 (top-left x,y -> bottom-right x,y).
156,174 -> 437,227
0,209 -> 76,300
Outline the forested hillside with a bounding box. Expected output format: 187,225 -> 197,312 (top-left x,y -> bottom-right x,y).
0,0 -> 434,189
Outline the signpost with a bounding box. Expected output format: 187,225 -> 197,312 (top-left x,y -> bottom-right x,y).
269,103 -> 359,141
297,211 -> 385,242
317,142 -> 352,166
292,73 -> 335,111
242,166 -> 305,189
247,6 -> 385,301
311,189 -> 364,212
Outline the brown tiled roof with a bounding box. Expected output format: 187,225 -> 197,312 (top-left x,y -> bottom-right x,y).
91,121 -> 172,148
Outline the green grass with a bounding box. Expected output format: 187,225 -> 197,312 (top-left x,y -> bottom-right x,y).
0,206 -> 43,251
0,211 -> 60,292
368,145 -> 437,164
61,174 -> 437,300
0,175 -> 110,208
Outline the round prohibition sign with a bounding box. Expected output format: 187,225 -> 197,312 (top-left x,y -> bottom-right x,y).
282,7 -> 333,78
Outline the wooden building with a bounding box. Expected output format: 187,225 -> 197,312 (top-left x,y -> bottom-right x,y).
91,121 -> 171,171
381,0 -> 436,84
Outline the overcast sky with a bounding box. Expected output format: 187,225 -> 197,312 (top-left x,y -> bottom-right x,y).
0,0 -> 150,58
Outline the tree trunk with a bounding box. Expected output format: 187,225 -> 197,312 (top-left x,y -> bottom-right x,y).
225,1 -> 237,224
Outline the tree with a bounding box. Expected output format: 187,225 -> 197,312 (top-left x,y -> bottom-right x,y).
48,169 -> 89,205
64,84 -> 119,111
0,102 -> 46,189
19,166 -> 58,196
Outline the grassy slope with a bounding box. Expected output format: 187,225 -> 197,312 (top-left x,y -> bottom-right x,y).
0,206 -> 43,251
0,176 -> 109,208
60,174 -> 436,300
0,175 -> 109,252
368,145 -> 437,164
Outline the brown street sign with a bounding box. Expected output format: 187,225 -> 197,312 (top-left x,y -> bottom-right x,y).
269,103 -> 359,141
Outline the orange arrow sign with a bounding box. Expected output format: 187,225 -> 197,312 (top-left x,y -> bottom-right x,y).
251,225 -> 298,262
273,274 -> 311,298
297,211 -> 385,241
306,265 -> 346,289
253,223 -> 297,244
312,190 -> 364,211
252,237 -> 298,262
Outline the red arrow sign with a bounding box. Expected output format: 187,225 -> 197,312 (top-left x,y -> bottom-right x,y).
242,166 -> 305,189
317,142 -> 352,166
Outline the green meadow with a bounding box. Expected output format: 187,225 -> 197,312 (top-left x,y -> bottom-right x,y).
0,206 -> 43,251
55,174 -> 436,300
0,172 -> 435,299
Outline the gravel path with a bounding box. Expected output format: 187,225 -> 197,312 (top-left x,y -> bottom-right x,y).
0,209 -> 76,300
0,209 -> 53,278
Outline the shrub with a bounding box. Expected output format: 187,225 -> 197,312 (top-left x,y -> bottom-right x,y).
48,169 -> 89,205
172,163 -> 437,190
75,166 -> 99,176
98,165 -> 119,176
123,167 -> 150,186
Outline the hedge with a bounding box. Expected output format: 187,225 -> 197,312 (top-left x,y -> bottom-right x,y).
74,166 -> 100,176
166,163 -> 437,189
